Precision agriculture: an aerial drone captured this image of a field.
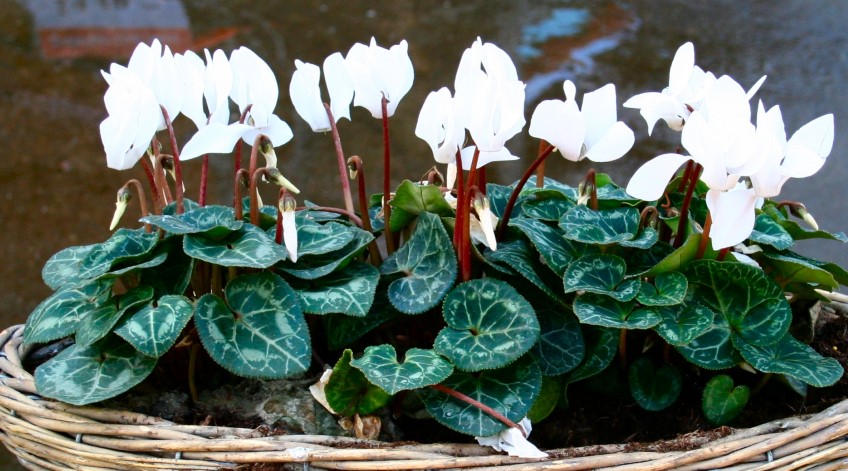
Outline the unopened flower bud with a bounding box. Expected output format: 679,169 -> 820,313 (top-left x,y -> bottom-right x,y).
348,161 -> 358,180
789,204 -> 819,231
473,193 -> 498,251
576,181 -> 590,206
265,167 -> 301,194
279,193 -> 298,263
259,138 -> 278,169
110,188 -> 132,230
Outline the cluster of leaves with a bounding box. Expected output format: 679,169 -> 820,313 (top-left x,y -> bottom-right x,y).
24,168 -> 846,437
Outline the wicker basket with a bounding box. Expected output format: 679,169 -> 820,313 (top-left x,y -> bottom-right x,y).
0,324 -> 846,471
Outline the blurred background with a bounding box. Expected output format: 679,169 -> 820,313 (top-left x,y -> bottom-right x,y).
2,0 -> 847,467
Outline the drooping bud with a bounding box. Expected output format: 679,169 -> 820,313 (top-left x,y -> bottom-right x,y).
110,187 -> 132,230
259,137 -> 277,169
788,203 -> 819,231
576,181 -> 590,206
473,193 -> 498,251
279,193 -> 299,262
264,167 -> 301,194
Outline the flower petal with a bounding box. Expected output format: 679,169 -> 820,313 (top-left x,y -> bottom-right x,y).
668,42 -> 695,97
180,122 -> 252,160
323,52 -> 354,123
626,153 -> 690,201
290,59 -> 331,132
528,99 -> 584,161
705,187 -> 758,250
583,121 -> 634,163
581,83 -> 617,148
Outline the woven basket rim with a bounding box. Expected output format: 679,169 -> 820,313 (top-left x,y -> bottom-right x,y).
0,323 -> 846,471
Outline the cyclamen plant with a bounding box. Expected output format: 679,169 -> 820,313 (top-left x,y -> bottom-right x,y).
24,38 -> 845,455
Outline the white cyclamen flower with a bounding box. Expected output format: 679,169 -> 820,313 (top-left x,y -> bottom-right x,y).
529,80 -> 634,163
126,39 -> 183,130
345,37 -> 414,118
415,87 -> 464,165
99,64 -> 161,170
289,53 -> 354,132
175,48 -> 233,130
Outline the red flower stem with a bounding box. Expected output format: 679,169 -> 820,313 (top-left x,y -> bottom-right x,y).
717,247 -> 730,261
696,211 -> 713,259
324,103 -> 355,215
461,185 -> 480,282
678,159 -> 695,192
429,383 -> 524,437
122,179 -> 151,233
294,206 -> 363,228
496,143 -> 556,241
673,163 -> 703,248
639,206 -> 658,229
248,134 -> 265,180
154,153 -> 174,206
249,167 -> 274,226
234,105 -> 252,174
381,96 -> 396,255
233,169 -> 249,220
478,167 -> 487,195
159,106 -> 185,214
139,158 -> 162,214
349,156 -> 382,265
585,169 -> 598,211
535,140 -> 549,188
275,188 -> 285,245
199,154 -> 209,206
453,149 -> 465,250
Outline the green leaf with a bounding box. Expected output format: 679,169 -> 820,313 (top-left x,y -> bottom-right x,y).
418,356 -> 541,437
326,349 -> 391,415
350,345 -> 453,395
75,285 -> 154,347
643,233 -> 703,277
527,375 -> 562,422
381,212 -> 457,314
573,293 -> 661,329
279,228 -> 374,280
618,227 -> 658,249
702,375 -> 749,425
683,260 -> 791,346
734,334 -> 844,387
292,219 -> 355,257
565,326 -> 619,384
530,305 -> 584,375
139,239 -> 194,297
559,206 -> 641,245
749,214 -> 793,250
141,205 -> 243,238
638,272 -> 687,306
564,254 -> 641,302
626,241 -> 675,277
628,357 -> 682,411
34,337 -> 156,405
194,272 -> 310,378
653,292 -> 714,346
115,295 -> 194,358
389,180 -> 455,232
522,195 -> 575,221
435,279 -> 540,371
42,244 -> 98,290
185,224 -> 288,269
483,239 -> 563,304
754,249 -> 839,290
486,183 -> 520,218
78,228 -> 159,279
762,204 -> 848,242
675,312 -> 736,370
509,217 -> 590,276
288,261 -> 379,316
324,284 -> 400,350
24,279 -> 114,344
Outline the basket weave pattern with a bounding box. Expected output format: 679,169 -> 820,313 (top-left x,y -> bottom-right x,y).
0,324 -> 846,470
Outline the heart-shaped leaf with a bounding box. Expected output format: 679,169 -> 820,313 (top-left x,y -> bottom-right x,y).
675,312 -> 736,370
435,279 -> 539,371
115,295 -> 194,358
638,272 -> 687,306
194,272 -> 310,378
509,217 -> 588,276
618,228 -> 658,249
141,205 -> 243,238
484,239 -> 563,304
381,212 -> 457,314
324,284 -> 400,350
326,349 -> 391,415
185,223 -> 288,269
749,214 -> 793,250
24,278 -> 114,344
288,261 -> 379,316
653,293 -> 714,346
78,228 -> 159,279
279,228 -> 373,280
559,206 -> 641,245
291,218 -> 354,257
573,293 -> 661,330
530,305 -> 585,375
75,285 -> 154,347
564,254 -> 640,302
628,357 -> 682,411
733,334 -> 844,387
702,375 -> 749,425
418,356 -> 541,437
683,260 -> 791,346
350,345 -> 453,395
522,194 -> 575,221
42,244 -> 98,290
389,180 -> 455,232
565,326 -> 619,385
34,337 -> 157,405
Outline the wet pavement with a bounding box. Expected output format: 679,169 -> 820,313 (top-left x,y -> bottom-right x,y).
2,0 -> 847,467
